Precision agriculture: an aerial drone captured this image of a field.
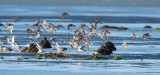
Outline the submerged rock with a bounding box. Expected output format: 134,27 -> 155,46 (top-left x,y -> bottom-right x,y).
103,25 -> 118,29
44,53 -> 68,58
117,26 -> 129,30
144,25 -> 152,28
97,41 -> 116,55
21,43 -> 38,53
39,37 -> 52,48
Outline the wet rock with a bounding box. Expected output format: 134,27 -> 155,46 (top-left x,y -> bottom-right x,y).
39,37 -> 52,48
44,53 -> 68,58
97,41 -> 116,55
117,26 -> 128,30
32,23 -> 39,26
144,25 -> 152,28
103,25 -> 118,29
44,53 -> 57,59
21,43 -> 38,53
57,53 -> 68,57
0,23 -> 4,26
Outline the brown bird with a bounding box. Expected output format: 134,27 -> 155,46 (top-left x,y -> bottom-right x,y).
54,24 -> 64,30
67,24 -> 75,30
6,22 -> 14,33
29,35 -> 37,41
49,37 -> 56,44
90,17 -> 102,29
13,18 -> 19,22
130,32 -> 136,39
141,33 -> 151,41
59,38 -> 66,43
80,24 -> 88,29
59,12 -> 69,21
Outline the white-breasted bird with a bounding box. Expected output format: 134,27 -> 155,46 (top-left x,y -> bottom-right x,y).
122,41 -> 128,50
36,43 -> 42,54
77,46 -> 86,53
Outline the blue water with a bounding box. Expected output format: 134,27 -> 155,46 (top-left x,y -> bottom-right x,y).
1,5 -> 160,17
0,5 -> 160,75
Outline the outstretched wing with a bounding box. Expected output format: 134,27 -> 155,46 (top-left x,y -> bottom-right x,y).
56,43 -> 60,47
12,36 -> 15,44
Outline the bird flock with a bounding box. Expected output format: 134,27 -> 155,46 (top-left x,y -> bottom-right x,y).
0,12 -> 152,56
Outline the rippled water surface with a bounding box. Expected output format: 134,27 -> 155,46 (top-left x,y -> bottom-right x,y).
0,6 -> 160,75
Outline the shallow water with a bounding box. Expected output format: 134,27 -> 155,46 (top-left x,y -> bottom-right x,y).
0,6 -> 160,75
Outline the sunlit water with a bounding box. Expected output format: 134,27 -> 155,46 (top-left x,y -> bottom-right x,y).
0,6 -> 160,75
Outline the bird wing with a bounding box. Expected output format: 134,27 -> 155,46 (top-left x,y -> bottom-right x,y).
6,38 -> 10,44
56,43 -> 60,47
37,43 -> 41,48
12,36 -> 15,43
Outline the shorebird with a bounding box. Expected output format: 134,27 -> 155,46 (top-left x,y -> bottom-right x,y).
34,29 -> 42,38
141,33 -> 151,41
101,28 -> 110,35
55,43 -> 65,53
82,34 -> 90,41
90,17 -> 102,29
35,17 -> 41,28
130,32 -> 136,39
68,39 -> 78,48
99,34 -> 108,42
4,36 -> 11,44
48,24 -> 56,34
25,44 -> 31,48
42,20 -> 49,32
122,41 -> 128,50
54,24 -> 64,30
5,36 -> 15,45
80,24 -> 88,29
25,24 -> 34,34
90,27 -> 98,36
14,43 -> 21,51
80,29 -> 87,35
4,36 -> 20,51
59,38 -> 66,43
59,12 -> 69,21
77,46 -> 86,53
25,27 -> 34,34
49,37 -> 56,43
36,43 -> 43,54
6,22 -> 14,33
13,18 -> 19,22
85,40 -> 92,50
67,24 -> 76,30
92,50 -> 98,56
0,46 -> 13,52
0,41 -> 3,47
29,35 -> 37,41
